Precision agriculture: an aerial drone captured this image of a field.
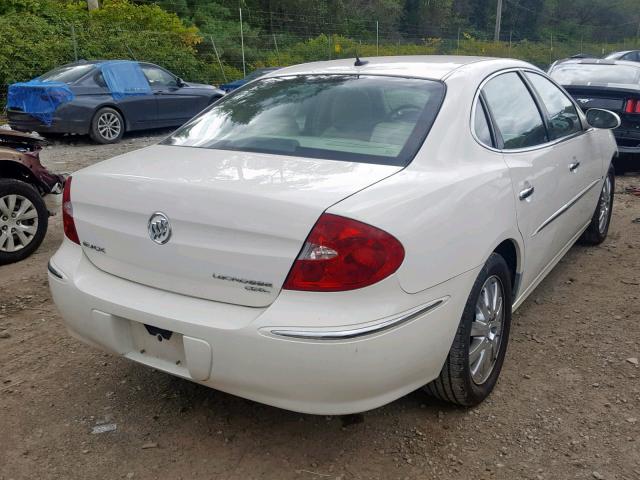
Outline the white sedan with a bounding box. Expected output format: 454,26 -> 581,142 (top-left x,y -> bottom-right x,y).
48,56 -> 618,414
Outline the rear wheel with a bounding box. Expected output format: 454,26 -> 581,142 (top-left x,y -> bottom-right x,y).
425,253 -> 512,406
579,165 -> 614,245
0,179 -> 48,265
90,107 -> 124,144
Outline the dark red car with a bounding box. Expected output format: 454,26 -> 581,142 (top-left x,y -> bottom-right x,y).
0,130 -> 64,264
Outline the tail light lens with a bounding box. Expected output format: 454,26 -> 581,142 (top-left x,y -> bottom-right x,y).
283,213 -> 405,292
62,176 -> 80,244
625,99 -> 640,114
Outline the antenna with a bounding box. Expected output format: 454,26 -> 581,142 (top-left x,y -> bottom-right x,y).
354,51 -> 368,67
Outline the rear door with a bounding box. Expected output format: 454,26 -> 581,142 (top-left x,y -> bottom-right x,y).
523,72 -> 602,244
480,71 -> 566,293
93,70 -> 157,130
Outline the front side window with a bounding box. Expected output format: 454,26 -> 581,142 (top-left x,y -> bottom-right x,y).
525,73 -> 581,140
163,75 -> 446,166
141,65 -> 177,88
482,72 -> 547,149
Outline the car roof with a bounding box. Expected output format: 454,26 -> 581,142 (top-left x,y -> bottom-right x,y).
261,55 -> 534,81
58,60 -> 150,69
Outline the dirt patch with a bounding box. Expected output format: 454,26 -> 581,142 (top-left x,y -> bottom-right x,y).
1,136 -> 639,480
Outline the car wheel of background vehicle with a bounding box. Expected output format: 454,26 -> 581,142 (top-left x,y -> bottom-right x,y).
0,179 -> 48,265
90,107 -> 124,144
425,253 -> 512,406
579,165 -> 615,245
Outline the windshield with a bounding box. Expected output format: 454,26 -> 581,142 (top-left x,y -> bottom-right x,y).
163,75 -> 445,166
549,64 -> 640,86
39,64 -> 95,83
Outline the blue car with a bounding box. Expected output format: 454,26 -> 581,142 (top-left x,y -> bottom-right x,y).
7,60 -> 224,144
220,67 -> 282,93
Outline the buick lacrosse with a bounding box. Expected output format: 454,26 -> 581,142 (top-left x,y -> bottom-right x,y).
48,56 -> 618,414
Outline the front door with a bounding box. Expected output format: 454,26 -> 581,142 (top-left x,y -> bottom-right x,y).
140,64 -> 202,126
522,72 -> 603,247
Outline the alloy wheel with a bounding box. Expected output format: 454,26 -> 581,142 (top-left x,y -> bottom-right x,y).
0,194 -> 39,252
598,175 -> 612,234
97,112 -> 121,141
469,275 -> 505,385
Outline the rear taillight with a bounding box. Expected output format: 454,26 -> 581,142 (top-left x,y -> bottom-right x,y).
62,176 -> 80,244
283,213 -> 405,292
625,99 -> 640,114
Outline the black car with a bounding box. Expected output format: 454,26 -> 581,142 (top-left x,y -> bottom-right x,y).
7,61 -> 224,144
548,58 -> 640,154
604,50 -> 640,62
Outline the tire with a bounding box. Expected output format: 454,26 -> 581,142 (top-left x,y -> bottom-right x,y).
579,165 -> 614,245
90,107 -> 124,144
0,179 -> 49,265
425,253 -> 513,406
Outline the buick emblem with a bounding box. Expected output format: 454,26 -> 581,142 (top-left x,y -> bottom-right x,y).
577,98 -> 591,105
148,212 -> 171,245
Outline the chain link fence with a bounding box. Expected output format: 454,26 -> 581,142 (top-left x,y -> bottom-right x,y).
2,16 -> 639,117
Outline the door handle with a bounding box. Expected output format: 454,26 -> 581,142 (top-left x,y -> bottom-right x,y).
519,186 -> 535,200
569,161 -> 580,172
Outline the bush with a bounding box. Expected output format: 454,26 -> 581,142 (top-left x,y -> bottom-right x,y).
0,0 -> 216,89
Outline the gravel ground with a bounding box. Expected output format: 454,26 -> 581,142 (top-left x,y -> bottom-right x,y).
1,133 -> 639,480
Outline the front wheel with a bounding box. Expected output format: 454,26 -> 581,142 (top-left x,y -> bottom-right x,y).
425,253 -> 513,406
579,165 -> 615,245
0,179 -> 49,265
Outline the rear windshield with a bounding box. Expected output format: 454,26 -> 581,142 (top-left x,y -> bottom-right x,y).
549,64 -> 640,86
39,64 -> 95,84
163,75 -> 445,166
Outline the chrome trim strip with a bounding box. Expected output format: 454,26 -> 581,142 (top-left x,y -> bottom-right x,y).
269,298 -> 447,341
533,179 -> 601,236
47,261 -> 64,280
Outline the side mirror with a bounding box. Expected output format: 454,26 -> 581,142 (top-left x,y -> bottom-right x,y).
586,108 -> 621,130
176,77 -> 185,88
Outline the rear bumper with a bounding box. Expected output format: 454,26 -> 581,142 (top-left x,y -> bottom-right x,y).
614,129 -> 640,154
7,108 -> 89,135
48,240 -> 476,415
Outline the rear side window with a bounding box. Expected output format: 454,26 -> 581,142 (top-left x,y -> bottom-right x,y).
474,101 -> 493,147
525,73 -> 581,140
163,75 -> 446,166
482,72 -> 548,149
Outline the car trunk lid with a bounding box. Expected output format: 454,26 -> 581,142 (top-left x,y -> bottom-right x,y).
72,145 -> 401,307
564,85 -> 638,113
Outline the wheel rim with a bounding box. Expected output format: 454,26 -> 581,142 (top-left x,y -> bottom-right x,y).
469,275 -> 505,385
598,175 -> 612,234
97,112 -> 121,140
0,194 -> 39,253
